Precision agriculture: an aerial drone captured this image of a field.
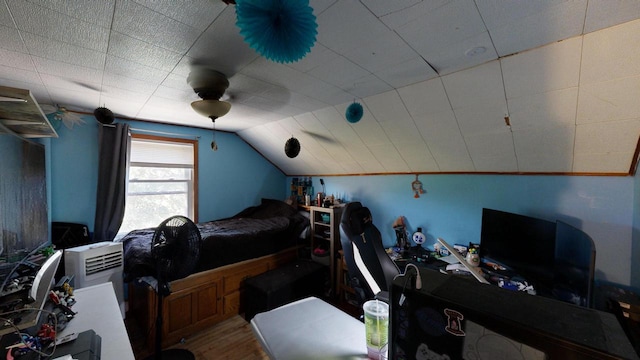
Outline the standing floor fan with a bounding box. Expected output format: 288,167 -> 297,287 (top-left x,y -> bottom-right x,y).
145,216 -> 202,360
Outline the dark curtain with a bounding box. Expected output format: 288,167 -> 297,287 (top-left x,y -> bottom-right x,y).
94,123 -> 130,242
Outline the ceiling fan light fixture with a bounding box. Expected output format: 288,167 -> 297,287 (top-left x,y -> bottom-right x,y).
191,99 -> 232,119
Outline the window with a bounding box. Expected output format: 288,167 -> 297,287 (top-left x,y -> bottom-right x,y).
116,134 -> 198,239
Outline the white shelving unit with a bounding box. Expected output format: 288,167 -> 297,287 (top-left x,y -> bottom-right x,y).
309,205 -> 343,295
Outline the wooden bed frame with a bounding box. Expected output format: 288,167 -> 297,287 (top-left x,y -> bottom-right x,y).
127,246 -> 300,350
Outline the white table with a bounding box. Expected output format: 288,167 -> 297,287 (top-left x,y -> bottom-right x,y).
57,282 -> 134,360
251,297 -> 368,359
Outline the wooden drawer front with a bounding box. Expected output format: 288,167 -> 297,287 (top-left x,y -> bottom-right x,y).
223,262 -> 269,295
196,282 -> 220,322
166,293 -> 194,333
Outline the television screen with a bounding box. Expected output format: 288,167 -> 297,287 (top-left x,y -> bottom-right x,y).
479,208 -> 556,292
553,220 -> 596,307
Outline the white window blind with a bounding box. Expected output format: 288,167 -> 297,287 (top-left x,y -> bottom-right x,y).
130,139 -> 193,166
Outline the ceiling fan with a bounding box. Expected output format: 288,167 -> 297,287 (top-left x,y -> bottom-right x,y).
40,104 -> 86,130
187,67 -> 233,151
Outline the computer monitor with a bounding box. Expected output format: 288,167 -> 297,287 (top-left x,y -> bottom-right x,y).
479,208 -> 557,294
389,267 -> 639,360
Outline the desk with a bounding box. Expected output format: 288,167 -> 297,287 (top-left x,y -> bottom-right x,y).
58,282 -> 134,360
251,297 -> 368,359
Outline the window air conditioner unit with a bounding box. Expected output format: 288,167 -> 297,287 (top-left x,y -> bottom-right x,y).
64,241 -> 125,318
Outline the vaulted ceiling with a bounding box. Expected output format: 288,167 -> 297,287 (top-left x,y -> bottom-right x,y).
0,0 -> 639,175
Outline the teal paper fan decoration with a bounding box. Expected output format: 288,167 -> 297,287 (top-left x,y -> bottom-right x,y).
345,102 -> 364,123
235,0 -> 318,64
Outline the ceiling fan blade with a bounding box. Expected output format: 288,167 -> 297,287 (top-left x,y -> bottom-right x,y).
301,130 -> 337,144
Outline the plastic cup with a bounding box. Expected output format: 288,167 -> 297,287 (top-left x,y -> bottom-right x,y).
363,299 -> 389,360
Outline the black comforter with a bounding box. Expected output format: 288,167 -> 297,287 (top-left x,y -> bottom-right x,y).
117,199 -> 308,281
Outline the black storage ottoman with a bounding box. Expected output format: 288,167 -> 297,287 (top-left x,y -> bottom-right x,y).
244,259 -> 327,321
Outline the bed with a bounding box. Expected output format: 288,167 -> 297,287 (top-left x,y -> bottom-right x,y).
119,198 -> 309,351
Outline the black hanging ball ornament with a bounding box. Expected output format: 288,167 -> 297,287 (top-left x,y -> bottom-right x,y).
285,137 -> 301,158
94,106 -> 115,124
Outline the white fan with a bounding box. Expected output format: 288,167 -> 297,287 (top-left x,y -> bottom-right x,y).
40,105 -> 86,130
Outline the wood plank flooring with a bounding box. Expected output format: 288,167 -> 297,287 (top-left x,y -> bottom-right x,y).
127,315 -> 269,359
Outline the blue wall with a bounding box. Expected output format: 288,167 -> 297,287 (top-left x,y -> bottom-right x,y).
47,116 -> 638,287
300,174 -> 636,286
49,117 -> 286,232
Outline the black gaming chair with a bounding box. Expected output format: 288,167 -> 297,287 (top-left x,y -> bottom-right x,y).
340,202 -> 400,306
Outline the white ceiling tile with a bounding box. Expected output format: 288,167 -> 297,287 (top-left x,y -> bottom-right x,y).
577,76 -> 640,124
513,125 -> 575,172
347,114 -> 390,147
31,56 -> 104,84
508,88 -> 579,130
395,141 -> 439,172
378,0 -> 450,30
39,73 -> 101,94
374,57 -> 438,88
414,110 -> 474,171
316,1 -> 390,54
47,87 -> 101,111
308,56 -> 370,90
573,152 -> 633,173
286,43 -> 336,74
441,61 -> 505,109
0,48 -> 35,71
380,118 -> 424,144
395,0 -> 486,55
418,32 -> 498,75
486,0 -> 587,57
0,3 -> 14,27
102,72 -> 159,95
364,90 -> 408,121
464,130 -> 513,158
6,0 -> 110,52
502,37 -> 582,99
186,8 -> 258,76
108,32 -> 183,72
361,0 -> 422,17
0,25 -> 27,52
132,0 -> 225,31
313,105 -> 350,132
23,0 -> 116,28
343,74 -> 394,99
0,65 -> 40,85
574,119 -> 640,156
398,77 -> 451,116
342,31 -> 418,74
113,1 -> 201,54
453,102 -> 509,136
367,143 -> 410,173
105,56 -> 169,84
22,33 -> 106,70
581,19 -> 640,84
344,142 -> 377,163
584,0 -> 640,33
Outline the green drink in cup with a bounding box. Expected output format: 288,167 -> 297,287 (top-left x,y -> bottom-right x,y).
363,299 -> 389,359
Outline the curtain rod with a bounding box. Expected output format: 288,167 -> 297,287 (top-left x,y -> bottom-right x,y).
101,123 -> 200,139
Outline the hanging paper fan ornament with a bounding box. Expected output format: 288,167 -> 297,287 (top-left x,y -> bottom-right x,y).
285,137 -> 301,158
235,0 -> 318,64
345,102 -> 363,123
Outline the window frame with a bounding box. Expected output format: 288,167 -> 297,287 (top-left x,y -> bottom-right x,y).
127,133 -> 199,223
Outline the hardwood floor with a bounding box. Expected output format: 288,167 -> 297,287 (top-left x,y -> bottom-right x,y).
126,315 -> 269,359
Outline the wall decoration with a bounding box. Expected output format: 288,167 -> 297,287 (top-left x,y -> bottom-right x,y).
235,0 -> 318,63
345,102 -> 364,123
412,174 -> 426,198
285,136 -> 301,158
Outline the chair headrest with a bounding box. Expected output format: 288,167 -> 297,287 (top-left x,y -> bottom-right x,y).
349,206 -> 372,235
